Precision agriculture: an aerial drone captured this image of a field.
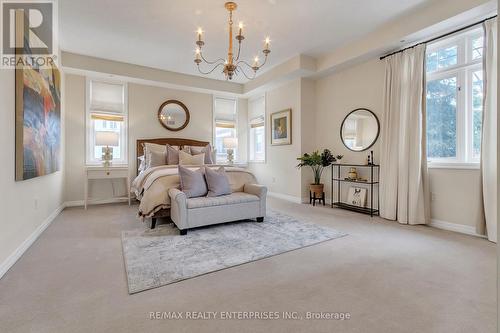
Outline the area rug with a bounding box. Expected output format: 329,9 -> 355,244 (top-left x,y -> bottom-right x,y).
121,210 -> 347,294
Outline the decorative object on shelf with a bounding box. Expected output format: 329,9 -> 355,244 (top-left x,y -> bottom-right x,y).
367,150 -> 374,165
158,100 -> 190,131
332,163 -> 380,217
15,35 -> 61,181
271,109 -> 292,145
297,149 -> 343,202
347,187 -> 367,207
95,131 -> 119,167
340,108 -> 380,152
223,137 -> 238,164
347,167 -> 358,180
193,2 -> 271,80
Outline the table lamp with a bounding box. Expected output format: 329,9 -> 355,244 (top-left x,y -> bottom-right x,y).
223,137 -> 238,164
95,131 -> 119,167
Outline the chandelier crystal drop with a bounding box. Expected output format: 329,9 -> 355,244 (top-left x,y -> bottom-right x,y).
194,2 -> 271,80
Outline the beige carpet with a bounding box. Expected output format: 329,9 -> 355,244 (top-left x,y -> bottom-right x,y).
0,197 -> 496,333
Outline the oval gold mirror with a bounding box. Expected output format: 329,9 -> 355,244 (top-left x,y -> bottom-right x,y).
340,108 -> 380,152
158,100 -> 190,131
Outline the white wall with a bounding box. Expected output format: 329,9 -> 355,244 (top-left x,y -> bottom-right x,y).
248,79 -> 303,201
429,168 -> 483,227
64,74 -> 247,202
300,79 -> 317,199
315,59 -> 384,207
315,58 -> 482,228
237,98 -> 248,163
0,69 -> 65,271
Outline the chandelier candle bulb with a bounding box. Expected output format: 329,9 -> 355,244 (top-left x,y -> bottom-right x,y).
253,56 -> 259,67
197,28 -> 203,41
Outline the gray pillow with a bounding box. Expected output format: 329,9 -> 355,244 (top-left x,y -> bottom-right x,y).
178,165 -> 208,198
144,143 -> 166,168
166,144 -> 180,165
148,150 -> 166,168
190,144 -> 214,164
205,167 -> 232,197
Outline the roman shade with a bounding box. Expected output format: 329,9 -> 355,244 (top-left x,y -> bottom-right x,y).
90,81 -> 125,113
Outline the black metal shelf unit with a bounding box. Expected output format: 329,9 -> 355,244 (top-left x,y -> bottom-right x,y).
331,163 -> 380,217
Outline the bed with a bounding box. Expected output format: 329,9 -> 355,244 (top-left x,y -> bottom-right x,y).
132,138 -> 257,228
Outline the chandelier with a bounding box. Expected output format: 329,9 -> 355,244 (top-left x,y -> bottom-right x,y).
194,1 -> 271,80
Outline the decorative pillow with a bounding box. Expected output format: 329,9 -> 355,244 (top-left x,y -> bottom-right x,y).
148,150 -> 166,168
166,144 -> 180,165
138,155 -> 146,172
190,144 -> 214,164
179,150 -> 205,165
205,167 -> 232,197
144,143 -> 166,168
178,165 -> 208,198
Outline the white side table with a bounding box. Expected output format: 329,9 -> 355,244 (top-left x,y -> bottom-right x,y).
84,166 -> 131,209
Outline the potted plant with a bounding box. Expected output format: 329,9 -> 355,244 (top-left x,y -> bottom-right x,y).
297,149 -> 343,196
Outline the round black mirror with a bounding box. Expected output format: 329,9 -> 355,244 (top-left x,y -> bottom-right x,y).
340,108 -> 380,151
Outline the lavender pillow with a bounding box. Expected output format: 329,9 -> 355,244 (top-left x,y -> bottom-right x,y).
166,144 -> 180,165
178,165 -> 208,198
190,145 -> 214,164
205,167 -> 232,197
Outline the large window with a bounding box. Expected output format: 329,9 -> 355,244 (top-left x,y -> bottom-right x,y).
86,79 -> 128,165
248,96 -> 266,162
213,97 -> 238,163
425,28 -> 483,166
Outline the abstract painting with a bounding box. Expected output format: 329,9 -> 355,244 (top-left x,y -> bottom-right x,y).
15,37 -> 61,181
270,109 -> 292,145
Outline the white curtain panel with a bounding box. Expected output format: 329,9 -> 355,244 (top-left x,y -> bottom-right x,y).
380,44 -> 429,225
480,18 -> 497,242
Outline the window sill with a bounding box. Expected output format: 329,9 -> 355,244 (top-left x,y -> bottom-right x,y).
85,162 -> 129,168
249,160 -> 266,164
427,162 -> 479,170
215,162 -> 248,168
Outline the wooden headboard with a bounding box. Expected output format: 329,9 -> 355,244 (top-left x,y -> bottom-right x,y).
136,138 -> 210,172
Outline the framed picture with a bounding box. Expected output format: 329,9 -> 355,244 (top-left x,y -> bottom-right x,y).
347,187 -> 367,207
15,18 -> 61,181
270,109 -> 292,145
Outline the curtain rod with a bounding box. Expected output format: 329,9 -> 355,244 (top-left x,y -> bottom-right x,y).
379,14 -> 497,60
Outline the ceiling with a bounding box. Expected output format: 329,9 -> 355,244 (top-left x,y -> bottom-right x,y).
59,0 -> 432,83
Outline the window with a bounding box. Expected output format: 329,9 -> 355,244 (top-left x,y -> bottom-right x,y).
425,28 -> 483,166
86,79 -> 128,165
248,96 -> 266,162
213,97 -> 238,163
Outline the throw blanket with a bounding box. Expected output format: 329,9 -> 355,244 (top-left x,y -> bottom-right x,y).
132,165 -> 257,218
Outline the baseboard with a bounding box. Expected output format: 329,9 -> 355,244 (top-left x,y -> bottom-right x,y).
0,197 -> 134,280
65,197 -> 129,207
267,192 -> 303,204
0,203 -> 65,280
429,219 -> 486,238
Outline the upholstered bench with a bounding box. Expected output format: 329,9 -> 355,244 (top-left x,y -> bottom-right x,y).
168,183 -> 267,235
